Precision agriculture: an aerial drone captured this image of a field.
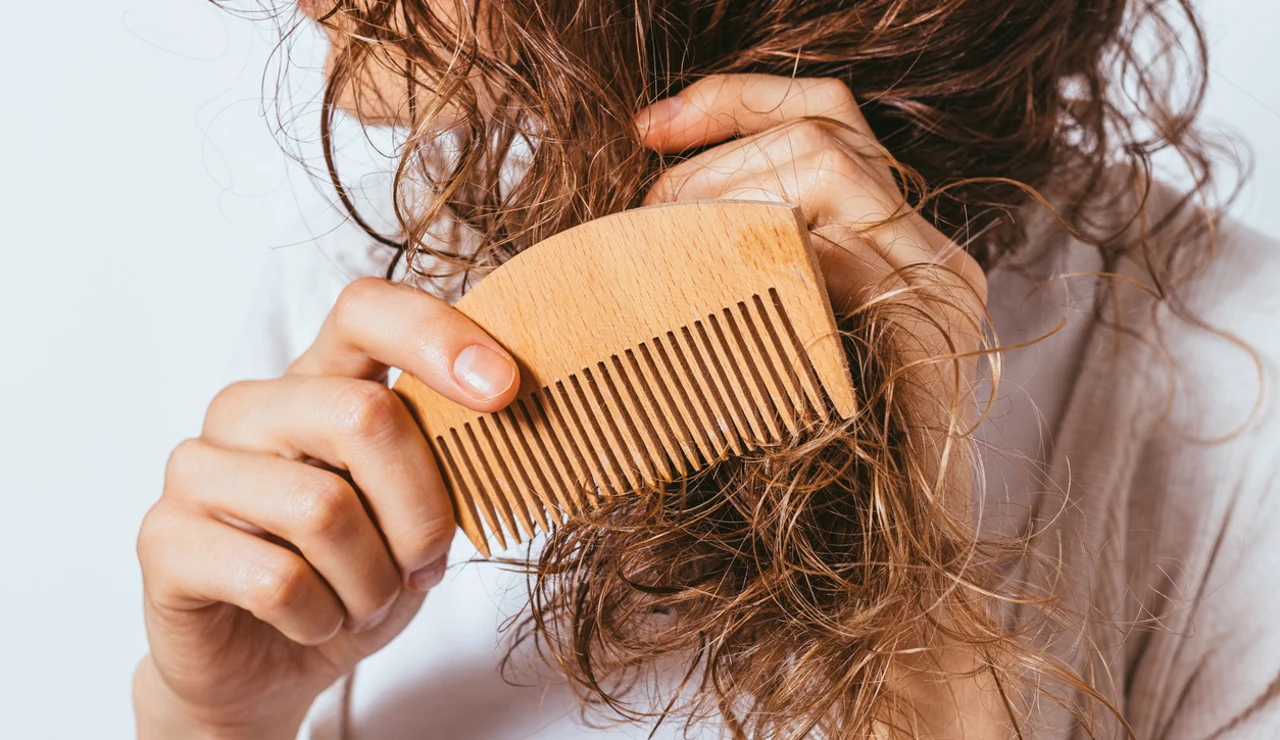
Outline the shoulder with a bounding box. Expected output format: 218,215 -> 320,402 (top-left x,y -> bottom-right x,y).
1134,202 -> 1280,464
984,177 -> 1280,734
1108,195 -> 1280,736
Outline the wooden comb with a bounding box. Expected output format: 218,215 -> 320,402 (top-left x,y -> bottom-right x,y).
393,201 -> 856,556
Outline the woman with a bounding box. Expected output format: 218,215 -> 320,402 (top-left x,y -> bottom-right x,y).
134,0 -> 1280,737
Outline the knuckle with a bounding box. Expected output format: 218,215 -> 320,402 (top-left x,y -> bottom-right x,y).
683,73 -> 737,111
408,514 -> 458,565
333,277 -> 388,329
810,77 -> 858,111
162,438 -> 204,493
812,148 -> 863,184
647,171 -> 682,203
250,556 -> 312,614
204,381 -> 254,433
956,253 -> 989,297
135,503 -> 176,565
786,120 -> 839,152
686,73 -> 727,99
287,474 -> 359,543
405,326 -> 451,368
367,566 -> 403,604
329,381 -> 402,441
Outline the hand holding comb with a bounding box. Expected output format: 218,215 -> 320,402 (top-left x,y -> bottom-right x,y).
393,201 -> 857,556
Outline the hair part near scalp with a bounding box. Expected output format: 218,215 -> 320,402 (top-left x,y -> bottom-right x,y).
256,0 -> 1239,736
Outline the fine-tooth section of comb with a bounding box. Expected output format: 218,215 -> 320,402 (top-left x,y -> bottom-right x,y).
394,201 -> 857,556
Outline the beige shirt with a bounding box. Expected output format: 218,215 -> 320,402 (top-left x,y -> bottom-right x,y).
235,185 -> 1280,739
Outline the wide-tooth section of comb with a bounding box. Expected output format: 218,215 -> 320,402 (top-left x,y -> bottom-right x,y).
393,201 -> 857,556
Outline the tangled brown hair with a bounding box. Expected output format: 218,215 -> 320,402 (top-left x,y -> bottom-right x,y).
251,0 -> 1236,735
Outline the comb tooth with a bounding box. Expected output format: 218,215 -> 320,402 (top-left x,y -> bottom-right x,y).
553,379 -> 613,505
767,287 -> 832,421
651,333 -> 723,462
474,417 -> 536,541
504,408 -> 560,528
701,314 -> 770,449
512,398 -> 574,524
688,321 -> 753,454
675,326 -> 743,456
751,293 -> 812,429
490,410 -> 552,535
634,342 -> 702,472
566,373 -> 631,494
450,426 -> 509,552
464,421 -> 524,545
739,298 -> 801,438
596,360 -> 662,484
721,305 -> 785,443
433,434 -> 492,557
528,389 -> 592,514
579,365 -> 644,490
611,353 -> 680,482
478,414 -> 537,535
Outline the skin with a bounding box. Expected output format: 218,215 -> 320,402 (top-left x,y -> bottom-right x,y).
135,7 -> 998,739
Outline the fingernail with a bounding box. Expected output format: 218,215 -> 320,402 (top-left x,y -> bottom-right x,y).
408,556 -> 448,593
453,344 -> 516,401
636,94 -> 683,136
350,589 -> 399,634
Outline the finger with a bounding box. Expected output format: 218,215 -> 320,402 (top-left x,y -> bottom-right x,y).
138,504 -> 345,647
646,140 -> 938,272
202,377 -> 456,588
289,277 -> 519,413
811,225 -> 907,315
734,165 -> 979,299
636,74 -> 871,153
643,119 -> 899,207
164,439 -> 405,632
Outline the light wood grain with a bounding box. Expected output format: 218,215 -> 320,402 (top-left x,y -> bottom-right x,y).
393,201 -> 856,556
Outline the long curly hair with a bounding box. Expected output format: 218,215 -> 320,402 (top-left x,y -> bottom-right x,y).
255,0 -> 1236,736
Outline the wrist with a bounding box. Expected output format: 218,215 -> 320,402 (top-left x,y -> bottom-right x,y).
133,656 -> 309,740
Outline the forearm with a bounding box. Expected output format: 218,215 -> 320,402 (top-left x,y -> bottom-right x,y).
133,656 -> 308,740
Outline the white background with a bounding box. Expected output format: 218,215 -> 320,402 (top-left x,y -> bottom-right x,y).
1,1 -> 1276,737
